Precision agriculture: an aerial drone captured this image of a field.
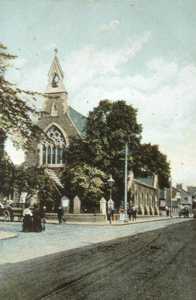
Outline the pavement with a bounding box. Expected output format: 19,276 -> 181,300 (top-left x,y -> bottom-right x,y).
0,231 -> 17,240
0,215 -> 182,240
0,217 -> 191,265
47,215 -> 178,225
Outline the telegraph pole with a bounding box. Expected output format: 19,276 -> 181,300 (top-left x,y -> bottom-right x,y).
124,143 -> 128,221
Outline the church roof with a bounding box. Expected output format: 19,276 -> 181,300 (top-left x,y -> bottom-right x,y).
68,106 -> 87,137
135,176 -> 155,188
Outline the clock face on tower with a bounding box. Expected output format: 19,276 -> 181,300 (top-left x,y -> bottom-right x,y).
52,73 -> 60,87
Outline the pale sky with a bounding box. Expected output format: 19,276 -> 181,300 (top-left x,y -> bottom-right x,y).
1,0 -> 196,186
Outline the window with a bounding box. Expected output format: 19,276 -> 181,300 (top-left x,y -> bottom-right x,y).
41,125 -> 66,166
52,73 -> 59,88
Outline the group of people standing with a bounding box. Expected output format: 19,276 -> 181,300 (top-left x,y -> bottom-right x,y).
107,206 -> 137,223
22,205 -> 46,232
127,206 -> 137,221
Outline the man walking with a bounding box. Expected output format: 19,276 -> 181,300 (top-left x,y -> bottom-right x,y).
57,206 -> 64,224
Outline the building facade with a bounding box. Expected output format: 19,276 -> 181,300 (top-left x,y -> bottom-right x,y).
26,51 -> 86,169
128,171 -> 159,215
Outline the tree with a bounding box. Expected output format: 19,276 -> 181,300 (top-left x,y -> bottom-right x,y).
134,143 -> 170,188
64,100 -> 143,207
64,99 -> 171,208
14,166 -> 62,210
0,155 -> 15,199
0,43 -> 44,149
62,163 -> 107,212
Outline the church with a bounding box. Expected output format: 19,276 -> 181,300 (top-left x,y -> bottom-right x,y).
24,51 -> 160,217
26,50 -> 86,170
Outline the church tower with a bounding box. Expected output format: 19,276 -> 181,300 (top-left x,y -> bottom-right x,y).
44,48 -> 68,116
26,50 -> 86,169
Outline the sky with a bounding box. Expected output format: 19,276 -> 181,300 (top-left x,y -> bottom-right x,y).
1,0 -> 196,186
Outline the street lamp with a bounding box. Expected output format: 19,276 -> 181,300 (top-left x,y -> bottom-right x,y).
107,175 -> 115,200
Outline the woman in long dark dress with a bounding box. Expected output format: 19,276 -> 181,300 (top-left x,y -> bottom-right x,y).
32,205 -> 42,232
22,206 -> 33,232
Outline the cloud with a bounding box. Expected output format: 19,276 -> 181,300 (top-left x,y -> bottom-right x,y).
99,19 -> 120,32
64,32 -> 151,92
5,32 -> 196,185
67,55 -> 196,185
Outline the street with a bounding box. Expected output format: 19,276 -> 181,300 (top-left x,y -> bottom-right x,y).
0,219 -> 196,300
0,218 -> 189,264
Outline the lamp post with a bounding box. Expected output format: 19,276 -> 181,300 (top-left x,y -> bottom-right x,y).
107,175 -> 115,202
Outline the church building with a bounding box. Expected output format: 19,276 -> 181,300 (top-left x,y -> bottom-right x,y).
26,50 -> 86,169
24,51 -> 160,217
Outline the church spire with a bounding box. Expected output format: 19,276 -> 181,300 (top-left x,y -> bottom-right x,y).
46,49 -> 67,94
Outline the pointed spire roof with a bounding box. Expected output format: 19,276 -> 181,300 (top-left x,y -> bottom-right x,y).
46,49 -> 67,94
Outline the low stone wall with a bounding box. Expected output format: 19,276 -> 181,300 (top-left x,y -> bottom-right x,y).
46,213 -> 107,223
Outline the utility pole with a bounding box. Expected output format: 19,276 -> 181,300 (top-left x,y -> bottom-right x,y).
124,143 -> 128,221
170,177 -> 172,217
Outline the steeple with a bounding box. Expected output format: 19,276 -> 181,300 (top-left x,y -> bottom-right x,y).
46,49 -> 67,94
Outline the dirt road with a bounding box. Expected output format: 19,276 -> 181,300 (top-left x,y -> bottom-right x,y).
1,220 -> 196,300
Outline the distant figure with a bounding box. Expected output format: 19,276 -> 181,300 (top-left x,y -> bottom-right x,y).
57,206 -> 64,224
33,205 -> 42,232
22,205 -> 33,232
127,207 -> 132,221
132,206 -> 137,221
107,207 -> 113,224
41,206 -> 47,231
165,206 -> 169,217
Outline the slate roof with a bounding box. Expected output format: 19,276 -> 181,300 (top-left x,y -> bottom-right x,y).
135,176 -> 154,187
68,106 -> 87,138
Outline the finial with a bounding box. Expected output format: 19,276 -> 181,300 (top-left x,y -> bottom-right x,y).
54,48 -> 58,55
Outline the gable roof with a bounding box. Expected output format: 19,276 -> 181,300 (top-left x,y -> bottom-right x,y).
68,106 -> 87,138
135,176 -> 154,188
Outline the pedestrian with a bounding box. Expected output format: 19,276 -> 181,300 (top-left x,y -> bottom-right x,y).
22,205 -> 33,232
165,206 -> 169,217
127,207 -> 132,221
41,206 -> 47,231
107,207 -> 113,224
57,205 -> 64,224
132,206 -> 137,221
32,204 -> 42,232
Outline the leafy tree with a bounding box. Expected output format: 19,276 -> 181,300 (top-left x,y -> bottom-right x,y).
14,166 -> 62,210
64,100 -> 171,207
62,163 -> 107,212
64,100 -> 142,207
134,143 -> 170,188
0,154 -> 15,199
0,43 -> 44,149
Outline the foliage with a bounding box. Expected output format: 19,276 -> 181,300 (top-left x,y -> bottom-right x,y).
13,166 -> 62,210
0,43 -> 44,149
64,100 -> 142,207
62,163 -> 107,211
64,100 -> 170,207
0,155 -> 15,199
134,143 -> 170,188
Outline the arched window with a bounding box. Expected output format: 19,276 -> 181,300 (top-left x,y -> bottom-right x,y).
52,73 -> 59,88
41,125 -> 66,167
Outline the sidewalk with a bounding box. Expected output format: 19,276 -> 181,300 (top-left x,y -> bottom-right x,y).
0,231 -> 17,240
47,215 -> 178,226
